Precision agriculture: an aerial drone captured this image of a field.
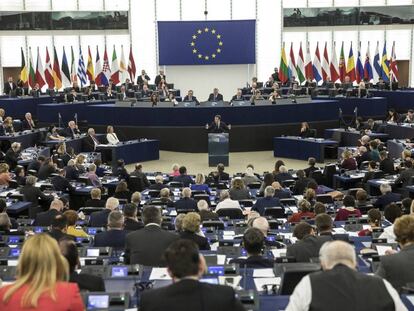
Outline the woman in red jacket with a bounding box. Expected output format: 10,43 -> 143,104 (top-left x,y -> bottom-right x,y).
0,234 -> 84,311
288,199 -> 315,223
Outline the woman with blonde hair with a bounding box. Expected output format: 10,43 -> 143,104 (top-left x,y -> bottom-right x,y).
106,125 -> 120,145
170,163 -> 180,177
0,234 -> 84,310
180,212 -> 210,250
0,163 -> 11,186
190,173 -> 210,193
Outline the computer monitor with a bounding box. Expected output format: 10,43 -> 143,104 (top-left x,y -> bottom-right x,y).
111,266 -> 128,277
87,295 -> 109,309
86,248 -> 100,257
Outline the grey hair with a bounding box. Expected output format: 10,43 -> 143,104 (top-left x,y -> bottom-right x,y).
319,240 -> 356,270
107,210 -> 124,228
264,186 -> 275,197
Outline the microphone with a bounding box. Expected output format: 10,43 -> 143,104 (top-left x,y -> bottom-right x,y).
354,107 -> 358,114
339,108 -> 343,116
74,113 -> 78,125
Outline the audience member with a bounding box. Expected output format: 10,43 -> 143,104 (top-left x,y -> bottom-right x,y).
373,183 -> 401,210
229,178 -> 251,200
215,190 -> 242,212
123,203 -> 144,231
197,200 -> 219,221
180,212 -> 210,250
334,195 -> 362,221
288,199 -> 315,223
172,166 -> 194,187
251,186 -> 280,216
174,187 -> 198,210
358,208 -> 382,237
89,197 -> 119,227
85,188 -> 106,207
113,181 -> 131,202
379,203 -> 403,242
34,199 -> 64,226
63,210 -> 88,238
93,211 -> 127,248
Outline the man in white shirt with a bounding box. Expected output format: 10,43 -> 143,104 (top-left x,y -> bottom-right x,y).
215,190 -> 242,212
286,240 -> 407,311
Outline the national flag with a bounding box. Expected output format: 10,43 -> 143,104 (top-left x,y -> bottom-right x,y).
373,41 -> 382,82
363,42 -> 373,81
339,42 -> 346,83
305,42 -> 313,80
35,47 -> 46,89
279,43 -> 289,84
312,42 -> 322,83
28,47 -> 36,88
61,47 -> 71,88
44,47 -> 54,89
288,42 -> 297,80
102,46 -> 111,85
356,43 -> 364,83
94,46 -> 103,85
389,41 -> 399,82
330,42 -> 340,82
119,45 -> 128,83
70,46 -> 77,83
127,45 -> 136,82
77,46 -> 87,87
346,42 -> 356,82
52,46 -> 62,90
296,42 -> 306,84
110,45 -> 120,85
381,42 -> 390,82
321,42 -> 330,81
86,46 -> 94,83
20,47 -> 28,87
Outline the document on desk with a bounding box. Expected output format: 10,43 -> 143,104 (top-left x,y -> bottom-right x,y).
254,277 -> 281,292
253,268 -> 275,278
149,268 -> 172,280
406,295 -> 414,307
271,249 -> 287,258
376,245 -> 393,256
217,254 -> 226,265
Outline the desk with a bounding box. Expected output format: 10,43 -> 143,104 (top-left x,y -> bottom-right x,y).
370,90 -> 414,111
0,96 -> 52,118
273,136 -> 338,162
367,176 -> 398,196
334,173 -> 365,190
385,123 -> 414,140
325,128 -> 388,146
96,139 -> 160,167
6,201 -> 32,215
44,134 -> 105,153
386,139 -> 414,160
0,129 -> 47,149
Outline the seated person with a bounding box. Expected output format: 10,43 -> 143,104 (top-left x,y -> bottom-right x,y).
402,109 -> 414,123
86,163 -> 102,188
190,173 -> 210,193
174,187 -> 198,211
376,214 -> 414,292
288,199 -> 315,223
304,157 -> 319,178
151,188 -> 174,207
369,140 -> 381,162
251,186 -> 281,216
215,190 -> 242,212
341,149 -> 357,171
183,89 -> 199,104
395,160 -> 414,189
292,169 -> 314,195
274,165 -> 294,184
172,166 -> 194,187
65,88 -> 78,103
362,161 -> 378,184
64,159 -> 79,180
139,239 -> 245,311
385,108 -> 399,123
358,208 -> 382,237
106,125 -> 120,145
64,120 -> 81,139
89,197 -> 119,228
379,203 -> 403,243
286,222 -> 331,262
230,228 -> 274,268
27,155 -> 45,172
34,199 -> 64,227
5,142 -> 21,170
229,178 -> 251,200
272,181 -> 292,199
208,163 -> 230,183
14,165 -> 26,186
315,213 -> 334,237
179,212 -> 210,250
113,181 -> 131,202
299,122 -> 312,138
197,199 -> 219,221
22,112 -> 36,130
258,173 -> 275,195
123,203 -> 144,231
85,187 -> 105,207
231,89 -> 244,102
250,89 -> 264,105
355,189 -> 369,208
51,169 -> 75,193
63,210 -> 88,238
170,163 -> 180,176
47,215 -> 75,242
334,195 -> 362,221
373,183 -> 401,210
149,175 -> 169,190
379,150 -> 395,175
207,88 -> 223,101
3,117 -> 15,134
59,238 -> 105,292
130,163 -> 150,189
94,211 -> 127,248
242,166 -> 260,186
269,90 -> 282,102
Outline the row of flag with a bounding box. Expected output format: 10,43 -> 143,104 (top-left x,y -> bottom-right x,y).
279,41 -> 399,85
20,45 -> 137,90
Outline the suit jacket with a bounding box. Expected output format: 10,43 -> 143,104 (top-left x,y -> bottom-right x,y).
93,229 -> 127,248
172,174 -> 194,187
395,168 -> 414,188
137,74 -> 151,85
64,166 -> 79,180
208,93 -> 224,101
179,231 -> 210,250
231,95 -> 244,101
22,119 -> 35,130
304,166 -> 318,178
199,210 -> 219,221
183,95 -> 199,104
124,224 -> 179,266
251,197 -> 281,216
70,271 -> 105,292
83,135 -> 99,152
373,192 -> 402,210
154,74 -> 166,86
20,184 -> 51,208
139,279 -> 245,311
51,175 -> 74,192
85,198 -> 106,208
64,127 -> 81,138
130,170 -> 151,188
376,244 -> 414,292
380,158 -> 395,175
124,218 -> 144,231
37,164 -> 56,180
3,82 -> 16,94
27,160 -> 41,172
4,149 -> 19,170
207,121 -> 229,133
174,197 -> 198,210
34,209 -> 62,226
274,172 -> 294,184
292,177 -> 314,195
286,235 -> 332,262
148,183 -> 169,190
89,209 -> 111,227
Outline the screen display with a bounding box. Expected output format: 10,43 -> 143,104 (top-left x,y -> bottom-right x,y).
86,249 -> 100,257
34,227 -> 43,233
266,236 -> 275,242
88,228 -> 97,235
200,277 -> 219,285
87,295 -> 109,309
8,236 -> 20,244
207,266 -> 225,276
9,248 -> 20,257
111,266 -> 128,277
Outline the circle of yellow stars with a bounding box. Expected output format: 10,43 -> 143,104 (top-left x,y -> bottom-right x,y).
190,27 -> 223,61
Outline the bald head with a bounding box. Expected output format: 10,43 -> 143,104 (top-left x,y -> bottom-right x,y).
319,241 -> 356,270
252,217 -> 269,236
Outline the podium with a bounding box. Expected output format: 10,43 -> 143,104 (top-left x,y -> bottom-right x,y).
208,133 -> 229,166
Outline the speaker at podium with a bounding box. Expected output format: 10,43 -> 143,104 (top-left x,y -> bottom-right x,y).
206,115 -> 230,167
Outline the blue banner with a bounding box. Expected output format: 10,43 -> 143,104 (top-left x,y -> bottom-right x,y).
158,20 -> 256,65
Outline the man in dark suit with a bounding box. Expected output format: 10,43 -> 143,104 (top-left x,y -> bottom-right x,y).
273,182 -> 292,199
287,222 -> 331,262
89,197 -> 119,227
59,238 -> 105,292
379,151 -> 395,175
27,155 -> 45,172
83,128 -> 100,152
271,67 -> 280,82
183,90 -> 199,104
230,228 -> 274,268
174,188 -> 198,211
137,69 -> 150,86
139,239 -> 245,311
154,70 -> 166,86
5,142 -> 21,170
34,199 -> 64,227
231,89 -> 244,102
123,203 -> 144,231
130,163 -> 150,189
20,175 -> 53,218
124,206 -> 179,266
64,160 -> 79,180
303,157 -> 318,178
207,88 -> 224,102
172,166 -> 194,187
47,215 -> 75,242
373,183 -> 402,210
395,160 -> 414,188
206,114 -> 230,133
85,188 -> 106,207
376,215 -> 414,292
22,112 -> 36,130
251,186 -> 281,216
51,169 -> 75,193
64,121 -> 81,139
149,175 -> 169,190
3,77 -> 16,95
292,170 -> 314,195
208,163 -> 230,183
93,211 -> 127,248
197,200 -> 219,221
